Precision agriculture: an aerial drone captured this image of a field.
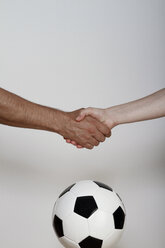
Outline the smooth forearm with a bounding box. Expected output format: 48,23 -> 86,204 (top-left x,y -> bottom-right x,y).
105,88 -> 165,127
0,88 -> 63,133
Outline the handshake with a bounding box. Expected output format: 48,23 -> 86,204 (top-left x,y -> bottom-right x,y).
1,87 -> 164,148
57,108 -> 113,150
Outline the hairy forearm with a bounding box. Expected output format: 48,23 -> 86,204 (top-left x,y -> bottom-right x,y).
0,88 -> 63,133
106,88 -> 165,127
0,88 -> 110,149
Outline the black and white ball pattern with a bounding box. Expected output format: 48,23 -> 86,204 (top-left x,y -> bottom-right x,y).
52,180 -> 126,248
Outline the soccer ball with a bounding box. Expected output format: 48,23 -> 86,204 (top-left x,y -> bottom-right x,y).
52,180 -> 126,248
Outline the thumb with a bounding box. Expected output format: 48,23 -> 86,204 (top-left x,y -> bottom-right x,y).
76,112 -> 86,121
76,108 -> 92,121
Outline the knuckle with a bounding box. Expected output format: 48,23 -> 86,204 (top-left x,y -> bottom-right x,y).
88,127 -> 94,133
87,107 -> 92,111
106,131 -> 111,137
95,141 -> 99,146
88,127 -> 96,135
106,128 -> 110,134
86,145 -> 93,149
89,139 -> 95,146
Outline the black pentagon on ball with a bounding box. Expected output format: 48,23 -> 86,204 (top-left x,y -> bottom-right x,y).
74,196 -> 98,218
53,215 -> 64,237
79,236 -> 103,248
94,181 -> 113,192
59,183 -> 75,198
113,206 -> 125,229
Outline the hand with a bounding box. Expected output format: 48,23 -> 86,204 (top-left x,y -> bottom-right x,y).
63,108 -> 114,148
65,107 -> 115,148
76,107 -> 108,124
76,107 -> 115,128
59,109 -> 111,149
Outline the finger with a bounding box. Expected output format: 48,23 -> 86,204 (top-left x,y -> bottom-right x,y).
76,107 -> 94,121
93,132 -> 106,143
88,137 -> 100,147
85,143 -> 94,149
92,139 -> 99,146
66,139 -> 71,143
71,141 -> 77,145
77,145 -> 84,148
76,112 -> 86,121
106,130 -> 111,138
95,121 -> 111,137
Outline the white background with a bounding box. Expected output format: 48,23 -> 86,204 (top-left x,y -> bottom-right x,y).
0,0 -> 165,247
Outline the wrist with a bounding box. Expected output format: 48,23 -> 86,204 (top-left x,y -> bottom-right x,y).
104,106 -> 121,128
48,108 -> 68,135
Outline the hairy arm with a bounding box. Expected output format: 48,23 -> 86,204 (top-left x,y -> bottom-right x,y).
0,88 -> 110,149
0,88 -> 62,131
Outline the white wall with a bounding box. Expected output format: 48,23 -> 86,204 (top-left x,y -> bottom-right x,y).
0,0 -> 165,247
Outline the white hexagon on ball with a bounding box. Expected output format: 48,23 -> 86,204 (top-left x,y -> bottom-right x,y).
63,212 -> 89,243
59,236 -> 79,248
88,209 -> 114,240
53,191 -> 76,220
70,180 -> 99,197
102,230 -> 123,248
